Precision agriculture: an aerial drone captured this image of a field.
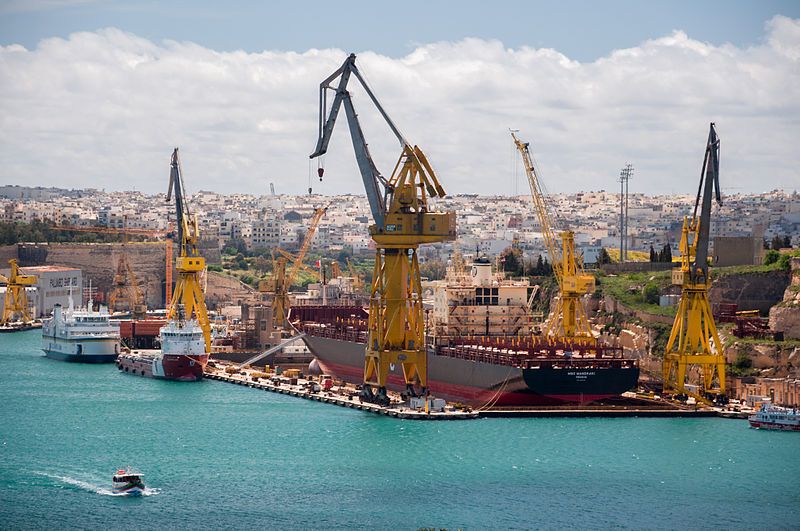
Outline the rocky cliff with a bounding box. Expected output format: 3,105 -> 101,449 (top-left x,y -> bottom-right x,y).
769,257 -> 800,339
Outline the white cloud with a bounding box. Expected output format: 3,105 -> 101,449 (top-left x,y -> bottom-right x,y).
0,19 -> 798,198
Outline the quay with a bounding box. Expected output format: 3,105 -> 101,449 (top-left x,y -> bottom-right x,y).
204,363 -> 478,420
205,362 -> 748,420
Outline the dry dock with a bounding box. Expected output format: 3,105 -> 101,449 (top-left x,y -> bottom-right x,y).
205,362 -> 745,421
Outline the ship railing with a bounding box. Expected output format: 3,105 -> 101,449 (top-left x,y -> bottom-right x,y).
436,345 -> 639,369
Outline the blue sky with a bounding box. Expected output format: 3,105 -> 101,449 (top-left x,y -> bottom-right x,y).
2,0 -> 797,62
0,1 -> 798,195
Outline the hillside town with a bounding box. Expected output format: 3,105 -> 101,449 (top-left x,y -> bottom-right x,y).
2,185 -> 798,266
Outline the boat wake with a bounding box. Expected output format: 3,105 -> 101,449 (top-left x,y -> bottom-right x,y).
34,471 -> 160,496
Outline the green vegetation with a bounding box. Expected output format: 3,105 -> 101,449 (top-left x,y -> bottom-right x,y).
730,352 -> 758,377
0,220 -> 135,245
596,270 -> 676,317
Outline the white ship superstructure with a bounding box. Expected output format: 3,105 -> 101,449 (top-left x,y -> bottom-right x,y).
41,295 -> 120,363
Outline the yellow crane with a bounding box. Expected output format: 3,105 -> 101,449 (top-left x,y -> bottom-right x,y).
310,53 -> 456,404
663,123 -> 726,401
107,217 -> 147,319
267,206 -> 327,328
166,148 -> 211,352
108,253 -> 147,318
512,132 -> 596,343
0,259 -> 37,325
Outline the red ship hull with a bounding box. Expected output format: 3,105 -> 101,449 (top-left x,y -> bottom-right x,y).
117,351 -> 207,381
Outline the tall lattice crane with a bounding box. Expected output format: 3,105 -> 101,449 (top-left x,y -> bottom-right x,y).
511,131 -> 596,343
0,259 -> 37,325
310,53 -> 456,404
269,206 -> 327,328
167,148 -> 211,352
663,123 -> 726,401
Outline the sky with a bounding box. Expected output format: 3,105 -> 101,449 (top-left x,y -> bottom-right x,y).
0,0 -> 798,196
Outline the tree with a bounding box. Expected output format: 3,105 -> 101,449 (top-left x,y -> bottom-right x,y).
597,247 -> 612,265
659,243 -> 672,263
783,235 -> 792,249
254,256 -> 271,274
771,234 -> 784,250
643,283 -> 660,305
764,249 -> 780,265
649,245 -> 657,263
534,254 -> 545,275
500,247 -> 524,276
420,258 -> 447,280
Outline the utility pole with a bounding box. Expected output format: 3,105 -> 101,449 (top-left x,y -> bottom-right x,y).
619,164 -> 634,262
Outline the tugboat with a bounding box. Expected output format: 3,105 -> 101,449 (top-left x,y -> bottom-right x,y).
748,403 -> 800,431
41,291 -> 120,363
116,308 -> 208,381
112,468 -> 145,496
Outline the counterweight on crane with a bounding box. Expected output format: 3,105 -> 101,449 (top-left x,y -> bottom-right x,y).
0,259 -> 37,325
663,123 -> 726,401
310,53 -> 456,404
511,132 -> 596,344
166,148 -> 211,352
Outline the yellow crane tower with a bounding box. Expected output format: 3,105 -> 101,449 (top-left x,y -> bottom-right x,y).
268,206 -> 327,328
166,148 -> 211,352
663,123 -> 726,402
512,131 -> 596,344
0,259 -> 37,325
311,54 -> 456,404
311,53 -> 456,405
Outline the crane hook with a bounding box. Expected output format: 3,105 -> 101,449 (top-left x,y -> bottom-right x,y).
318,167 -> 324,181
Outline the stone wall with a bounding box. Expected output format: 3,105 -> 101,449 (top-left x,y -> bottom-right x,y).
205,271 -> 260,309
17,242 -> 169,308
0,244 -> 18,264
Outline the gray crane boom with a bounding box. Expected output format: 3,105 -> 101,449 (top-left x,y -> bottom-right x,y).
310,53 -> 409,227
167,148 -> 192,255
691,123 -> 721,283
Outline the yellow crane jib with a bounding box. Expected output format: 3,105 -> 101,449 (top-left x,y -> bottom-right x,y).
511,132 -> 595,342
310,53 -> 455,405
0,259 -> 37,325
166,148 -> 211,353
663,123 -> 726,402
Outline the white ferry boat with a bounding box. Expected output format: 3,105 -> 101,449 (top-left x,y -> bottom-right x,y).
748,404 -> 800,431
41,294 -> 121,363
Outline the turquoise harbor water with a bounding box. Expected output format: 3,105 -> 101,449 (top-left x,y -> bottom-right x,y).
1,330 -> 798,530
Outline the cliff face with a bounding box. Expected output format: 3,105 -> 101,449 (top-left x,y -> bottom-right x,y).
709,268 -> 790,314
18,242 -> 169,308
769,257 -> 800,339
14,242 -> 258,310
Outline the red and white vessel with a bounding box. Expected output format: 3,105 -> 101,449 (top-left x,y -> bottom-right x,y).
116,317 -> 208,381
748,404 -> 800,431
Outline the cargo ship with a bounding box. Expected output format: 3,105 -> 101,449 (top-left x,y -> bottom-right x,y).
294,258 -> 639,407
41,296 -> 120,363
